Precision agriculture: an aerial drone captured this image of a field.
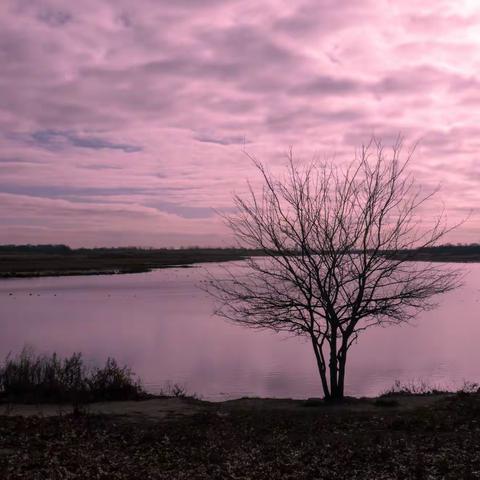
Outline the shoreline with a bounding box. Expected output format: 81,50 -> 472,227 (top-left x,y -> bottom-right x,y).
0,264 -> 195,279
0,247 -> 259,279
0,392 -> 459,419
1,252 -> 479,280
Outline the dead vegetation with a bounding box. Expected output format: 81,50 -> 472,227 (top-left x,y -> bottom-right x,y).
0,392 -> 479,479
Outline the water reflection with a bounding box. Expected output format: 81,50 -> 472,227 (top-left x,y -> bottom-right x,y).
0,262 -> 479,400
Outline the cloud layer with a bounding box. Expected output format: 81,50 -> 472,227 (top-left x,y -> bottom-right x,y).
0,0 -> 479,246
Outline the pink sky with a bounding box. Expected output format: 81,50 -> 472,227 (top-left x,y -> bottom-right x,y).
0,0 -> 479,247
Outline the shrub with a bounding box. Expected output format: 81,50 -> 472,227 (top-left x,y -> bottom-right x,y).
88,358 -> 143,401
380,380 -> 446,397
159,381 -> 190,398
0,348 -> 144,404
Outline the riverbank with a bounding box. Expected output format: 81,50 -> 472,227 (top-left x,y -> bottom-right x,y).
1,244 -> 479,279
1,392 -> 479,479
388,244 -> 480,263
0,247 -> 263,278
0,392 -> 455,418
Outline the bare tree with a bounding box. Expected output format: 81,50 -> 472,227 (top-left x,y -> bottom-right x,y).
208,138 -> 461,402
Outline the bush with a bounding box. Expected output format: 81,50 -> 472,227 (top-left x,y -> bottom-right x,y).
0,348 -> 145,404
380,380 -> 447,397
89,358 -> 143,401
159,381 -> 190,398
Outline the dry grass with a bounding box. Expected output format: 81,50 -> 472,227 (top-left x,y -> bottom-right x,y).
0,349 -> 145,404
1,392 -> 480,479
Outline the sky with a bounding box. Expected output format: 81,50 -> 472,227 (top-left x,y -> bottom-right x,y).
0,0 -> 479,247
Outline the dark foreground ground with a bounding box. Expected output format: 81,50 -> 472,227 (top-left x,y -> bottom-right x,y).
1,393 -> 479,479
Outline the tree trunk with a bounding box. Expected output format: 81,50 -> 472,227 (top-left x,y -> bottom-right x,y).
328,329 -> 339,402
337,349 -> 347,399
311,336 -> 330,400
311,329 -> 347,403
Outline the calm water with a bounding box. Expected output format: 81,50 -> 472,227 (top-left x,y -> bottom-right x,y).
0,262 -> 479,400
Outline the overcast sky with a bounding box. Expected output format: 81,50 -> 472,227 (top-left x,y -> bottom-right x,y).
1,0 -> 479,247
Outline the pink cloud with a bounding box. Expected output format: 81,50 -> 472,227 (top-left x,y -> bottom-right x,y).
0,0 -> 478,246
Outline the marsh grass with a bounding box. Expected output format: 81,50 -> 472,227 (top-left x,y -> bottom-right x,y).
381,379 -> 480,397
0,348 -> 145,404
380,380 -> 446,397
158,381 -> 198,399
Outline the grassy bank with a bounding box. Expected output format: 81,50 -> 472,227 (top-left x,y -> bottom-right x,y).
0,392 -> 479,479
1,244 -> 479,279
387,244 -> 480,263
0,245 -> 262,278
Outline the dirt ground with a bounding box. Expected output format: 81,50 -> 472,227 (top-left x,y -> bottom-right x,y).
1,393 -> 479,479
0,393 -> 454,421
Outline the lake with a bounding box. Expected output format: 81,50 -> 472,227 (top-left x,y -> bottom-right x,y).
0,262 -> 479,400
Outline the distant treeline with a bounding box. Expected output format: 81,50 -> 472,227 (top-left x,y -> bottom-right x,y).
0,244 -> 73,254
73,246 -> 260,255
1,243 -> 478,254
0,244 -> 260,255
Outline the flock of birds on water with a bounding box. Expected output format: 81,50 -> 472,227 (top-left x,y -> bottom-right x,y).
1,268 -> 201,299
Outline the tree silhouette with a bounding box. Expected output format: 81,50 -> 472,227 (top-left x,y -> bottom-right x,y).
208,139 -> 461,401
